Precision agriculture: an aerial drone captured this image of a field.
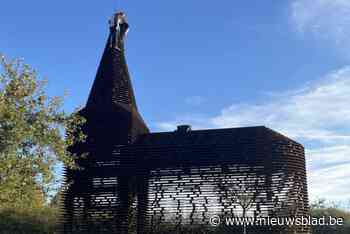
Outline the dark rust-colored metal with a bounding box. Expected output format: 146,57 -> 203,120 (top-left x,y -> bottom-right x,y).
60,13 -> 310,234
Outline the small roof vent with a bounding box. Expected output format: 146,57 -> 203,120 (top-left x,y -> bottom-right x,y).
176,125 -> 192,133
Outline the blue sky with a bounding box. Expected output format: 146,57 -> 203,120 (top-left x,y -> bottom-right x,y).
1,0 -> 349,204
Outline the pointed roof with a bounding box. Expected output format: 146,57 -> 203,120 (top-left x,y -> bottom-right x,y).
86,14 -> 137,111
85,12 -> 149,140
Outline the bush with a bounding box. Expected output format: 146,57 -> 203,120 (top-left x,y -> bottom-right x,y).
0,206 -> 58,234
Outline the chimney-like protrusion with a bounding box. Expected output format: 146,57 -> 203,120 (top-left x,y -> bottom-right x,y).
176,125 -> 192,133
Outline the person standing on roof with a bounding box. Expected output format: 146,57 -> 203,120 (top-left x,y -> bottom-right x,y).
109,11 -> 129,50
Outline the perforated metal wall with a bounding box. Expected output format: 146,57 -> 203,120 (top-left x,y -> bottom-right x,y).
60,14 -> 309,233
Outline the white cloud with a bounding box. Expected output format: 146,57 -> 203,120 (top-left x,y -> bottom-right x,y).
307,145 -> 350,201
309,163 -> 350,201
291,0 -> 350,55
307,145 -> 350,168
157,67 -> 350,202
212,67 -> 350,144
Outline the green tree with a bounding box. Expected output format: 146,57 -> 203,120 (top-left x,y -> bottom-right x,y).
0,54 -> 85,233
310,199 -> 350,234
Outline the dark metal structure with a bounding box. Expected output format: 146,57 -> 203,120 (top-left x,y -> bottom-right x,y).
61,12 -> 310,234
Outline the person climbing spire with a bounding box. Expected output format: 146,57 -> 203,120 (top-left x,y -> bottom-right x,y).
109,11 -> 129,50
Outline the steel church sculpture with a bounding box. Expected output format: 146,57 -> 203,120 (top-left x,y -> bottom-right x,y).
61,12 -> 310,234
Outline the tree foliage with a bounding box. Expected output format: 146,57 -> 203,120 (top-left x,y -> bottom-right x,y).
0,54 -> 85,233
310,199 -> 350,234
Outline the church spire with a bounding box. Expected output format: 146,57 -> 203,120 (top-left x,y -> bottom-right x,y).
86,11 -> 137,110
84,12 -> 149,144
